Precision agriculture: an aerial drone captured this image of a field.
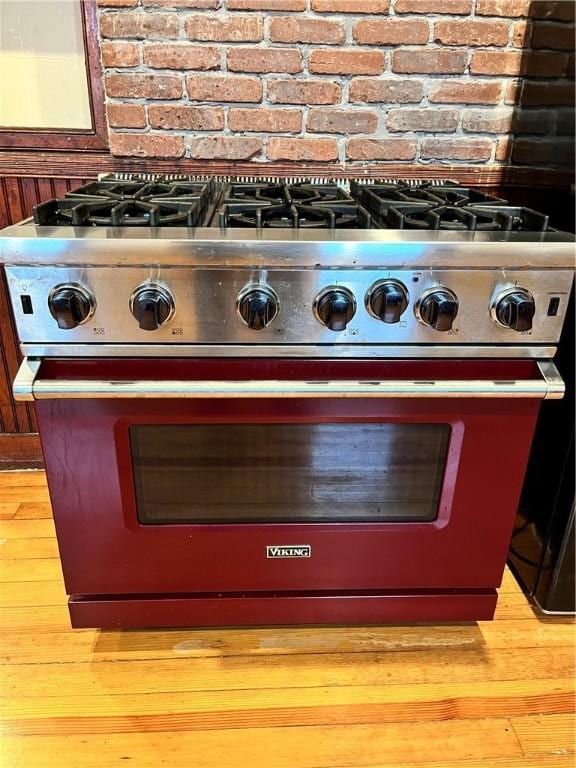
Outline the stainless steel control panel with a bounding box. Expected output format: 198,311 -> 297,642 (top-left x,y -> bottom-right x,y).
6,266 -> 574,346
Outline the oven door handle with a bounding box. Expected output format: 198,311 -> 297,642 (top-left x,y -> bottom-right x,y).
13,358 -> 565,401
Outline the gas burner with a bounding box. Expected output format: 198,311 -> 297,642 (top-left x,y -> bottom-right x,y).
33,198 -> 204,227
286,183 -> 354,204
463,205 -> 550,232
378,202 -> 550,232
222,183 -> 288,206
68,180 -> 212,204
381,204 -> 478,231
220,202 -> 371,229
354,182 -> 508,216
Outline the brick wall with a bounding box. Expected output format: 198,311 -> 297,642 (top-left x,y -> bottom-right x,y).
97,0 -> 574,168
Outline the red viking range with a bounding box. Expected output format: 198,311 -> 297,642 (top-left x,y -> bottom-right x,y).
1,175 -> 574,628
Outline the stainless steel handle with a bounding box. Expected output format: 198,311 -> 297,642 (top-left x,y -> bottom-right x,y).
13,358 -> 565,401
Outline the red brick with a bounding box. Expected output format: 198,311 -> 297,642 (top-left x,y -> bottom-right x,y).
267,138 -> 339,162
387,108 -> 458,132
312,0 -> 390,11
105,73 -> 182,99
186,75 -> 262,102
462,108 -> 513,133
307,108 -> 378,134
188,137 -> 263,159
227,48 -> 302,74
185,15 -> 263,42
110,133 -> 185,158
512,138 -> 574,165
148,105 -> 225,130
394,0 -> 471,12
228,108 -> 302,132
98,0 -> 138,6
143,44 -> 220,70
99,11 -> 179,39
350,78 -> 423,103
142,0 -> 219,5
530,1 -> 575,22
421,138 -> 493,161
97,0 -> 138,8
470,50 -> 522,75
346,138 -> 417,160
520,81 -> 575,105
428,79 -> 502,104
101,41 -> 140,67
511,20 -> 531,47
392,48 -> 466,74
309,49 -> 385,75
268,79 -> 341,104
106,103 -> 147,128
229,0 -> 305,7
495,138 -> 511,161
511,109 -> 555,134
354,20 -> 429,45
269,17 -> 345,44
531,23 -> 575,51
434,20 -> 509,46
523,51 -> 569,77
476,0 -> 530,16
504,79 -> 521,104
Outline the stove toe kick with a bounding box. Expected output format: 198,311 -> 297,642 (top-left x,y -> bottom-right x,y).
68,589 -> 498,629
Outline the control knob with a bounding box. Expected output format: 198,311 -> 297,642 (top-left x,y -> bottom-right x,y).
314,287 -> 356,332
492,288 -> 535,332
237,287 -> 279,330
130,284 -> 174,331
367,280 -> 409,324
48,284 -> 95,330
417,288 -> 459,332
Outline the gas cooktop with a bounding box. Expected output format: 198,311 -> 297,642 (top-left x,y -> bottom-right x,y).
2,173 -> 573,361
30,176 -> 555,233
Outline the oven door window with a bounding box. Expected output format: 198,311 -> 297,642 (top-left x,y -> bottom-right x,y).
130,423 -> 450,524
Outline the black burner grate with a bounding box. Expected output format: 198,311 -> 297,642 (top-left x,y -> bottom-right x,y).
220,201 -> 371,229
33,197 -> 205,227
30,177 -> 555,232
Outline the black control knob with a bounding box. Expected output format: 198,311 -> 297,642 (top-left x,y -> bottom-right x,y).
367,280 -> 409,324
237,287 -> 279,330
130,285 -> 174,331
314,288 -> 356,332
417,288 -> 458,332
493,289 -> 535,332
48,284 -> 95,330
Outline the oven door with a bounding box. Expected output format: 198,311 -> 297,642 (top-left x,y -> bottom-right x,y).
17,357 -> 562,597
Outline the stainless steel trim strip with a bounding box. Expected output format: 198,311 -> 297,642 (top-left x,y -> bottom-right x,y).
13,357 -> 565,401
1,226 -> 574,269
18,344 -> 559,359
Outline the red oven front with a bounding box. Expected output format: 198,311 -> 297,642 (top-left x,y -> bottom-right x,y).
32,358 -> 548,627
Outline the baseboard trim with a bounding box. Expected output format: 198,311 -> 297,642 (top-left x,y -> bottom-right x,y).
0,433 -> 43,468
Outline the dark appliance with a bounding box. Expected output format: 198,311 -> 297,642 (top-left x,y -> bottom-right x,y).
1,176 -> 573,629
509,288 -> 575,614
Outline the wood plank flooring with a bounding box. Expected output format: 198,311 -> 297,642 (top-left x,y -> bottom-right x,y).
1,470 -> 574,768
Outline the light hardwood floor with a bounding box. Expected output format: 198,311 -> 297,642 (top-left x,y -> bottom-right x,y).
1,470 -> 574,768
